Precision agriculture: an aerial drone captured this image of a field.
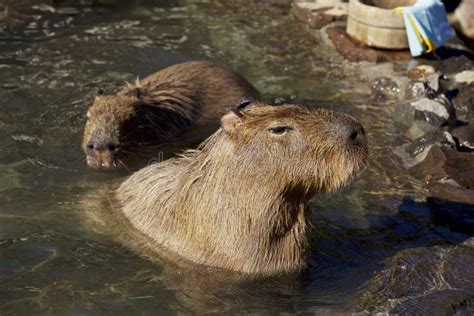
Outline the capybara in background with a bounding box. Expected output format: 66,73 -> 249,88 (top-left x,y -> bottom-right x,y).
82,61 -> 259,168
117,101 -> 368,274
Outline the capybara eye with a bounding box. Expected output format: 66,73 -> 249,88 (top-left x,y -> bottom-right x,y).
268,126 -> 293,135
108,144 -> 118,151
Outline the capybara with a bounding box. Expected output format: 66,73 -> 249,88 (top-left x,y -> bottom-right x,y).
82,61 -> 259,168
117,101 -> 368,274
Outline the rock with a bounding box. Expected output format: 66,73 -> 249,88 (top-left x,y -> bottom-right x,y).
438,55 -> 474,75
326,26 -> 411,62
405,121 -> 438,141
427,182 -> 474,205
394,131 -> 455,169
356,245 -> 474,314
408,144 -> 474,209
371,77 -> 399,99
411,95 -> 455,126
291,0 -> 347,29
406,130 -> 453,157
454,70 -> 474,84
451,83 -> 474,120
451,121 -> 474,150
428,197 -> 474,234
454,0 -> 474,39
426,73 -> 441,92
406,81 -> 428,99
443,150 -> 474,189
406,65 -> 436,80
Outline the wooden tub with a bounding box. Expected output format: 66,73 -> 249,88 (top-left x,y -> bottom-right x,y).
347,0 -> 416,49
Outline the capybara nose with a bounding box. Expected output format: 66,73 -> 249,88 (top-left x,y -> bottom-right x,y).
87,141 -> 118,152
86,141 -> 118,168
348,124 -> 365,145
334,120 -> 365,145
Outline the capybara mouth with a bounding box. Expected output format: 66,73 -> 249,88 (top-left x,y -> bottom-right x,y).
86,155 -> 119,169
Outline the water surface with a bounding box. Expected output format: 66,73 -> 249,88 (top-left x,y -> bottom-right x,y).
1,0 -> 471,314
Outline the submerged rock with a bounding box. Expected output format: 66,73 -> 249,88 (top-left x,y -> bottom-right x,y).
371,77 -> 399,99
451,83 -> 474,120
356,245 -> 474,314
411,94 -> 455,126
451,120 -> 474,150
291,0 -> 347,29
429,197 -> 474,234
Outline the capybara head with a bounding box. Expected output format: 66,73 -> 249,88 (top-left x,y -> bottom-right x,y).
219,101 -> 367,194
118,100 -> 368,273
82,87 -> 185,168
82,89 -> 140,168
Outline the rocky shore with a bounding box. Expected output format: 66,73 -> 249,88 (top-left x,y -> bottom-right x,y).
292,0 -> 474,313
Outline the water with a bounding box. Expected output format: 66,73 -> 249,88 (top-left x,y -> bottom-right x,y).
1,0 -> 472,314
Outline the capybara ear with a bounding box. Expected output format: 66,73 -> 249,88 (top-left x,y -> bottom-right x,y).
96,88 -> 105,96
221,111 -> 243,134
131,87 -> 141,98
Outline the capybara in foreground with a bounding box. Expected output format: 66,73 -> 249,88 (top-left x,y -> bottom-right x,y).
82,61 -> 259,168
117,101 -> 368,274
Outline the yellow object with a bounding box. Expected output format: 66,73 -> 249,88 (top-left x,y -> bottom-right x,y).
395,7 -> 435,53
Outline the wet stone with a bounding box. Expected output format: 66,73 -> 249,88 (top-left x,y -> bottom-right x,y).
291,0 -> 347,29
452,83 -> 474,120
437,55 -> 474,75
405,121 -> 438,141
356,245 -> 474,314
371,77 -> 399,99
406,81 -> 428,99
454,70 -> 474,84
406,65 -> 436,80
428,197 -> 474,234
451,121 -> 474,150
326,26 -> 411,63
411,95 -> 455,126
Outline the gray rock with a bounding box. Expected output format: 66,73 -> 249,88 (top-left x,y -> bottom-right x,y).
426,73 -> 441,92
411,94 -> 456,126
452,83 -> 474,120
372,77 -> 399,99
438,55 -> 474,75
454,70 -> 474,84
406,81 -> 428,99
405,121 -> 438,141
452,121 -> 474,150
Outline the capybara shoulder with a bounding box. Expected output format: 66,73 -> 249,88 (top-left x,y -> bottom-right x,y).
82,61 -> 259,168
117,101 -> 368,274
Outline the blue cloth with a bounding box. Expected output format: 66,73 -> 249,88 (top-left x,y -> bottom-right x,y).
398,0 -> 454,56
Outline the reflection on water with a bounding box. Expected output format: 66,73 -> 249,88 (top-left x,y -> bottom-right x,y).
1,0 -> 473,314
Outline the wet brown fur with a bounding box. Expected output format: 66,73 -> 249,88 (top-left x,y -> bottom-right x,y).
82,61 -> 259,167
117,102 -> 368,274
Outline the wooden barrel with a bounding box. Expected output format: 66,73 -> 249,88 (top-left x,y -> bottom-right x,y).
347,0 -> 416,49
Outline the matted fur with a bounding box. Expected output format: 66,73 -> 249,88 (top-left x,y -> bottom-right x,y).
82,61 -> 259,168
117,103 -> 368,274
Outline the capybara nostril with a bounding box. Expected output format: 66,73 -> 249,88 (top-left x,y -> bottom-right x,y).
348,124 -> 365,144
